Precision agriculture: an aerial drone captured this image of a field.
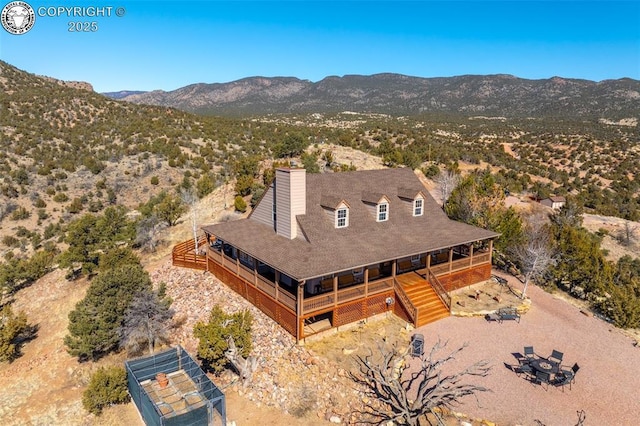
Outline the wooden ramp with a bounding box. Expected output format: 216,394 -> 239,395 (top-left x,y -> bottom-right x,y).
396,271 -> 450,327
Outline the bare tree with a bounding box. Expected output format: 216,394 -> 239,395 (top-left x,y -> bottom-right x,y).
180,187 -> 201,254
224,336 -> 257,388
119,290 -> 174,356
433,170 -> 460,208
349,340 -> 491,426
510,216 -> 556,299
135,214 -> 165,253
618,221 -> 638,247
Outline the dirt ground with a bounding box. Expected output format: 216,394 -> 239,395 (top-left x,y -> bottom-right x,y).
2,254 -> 639,426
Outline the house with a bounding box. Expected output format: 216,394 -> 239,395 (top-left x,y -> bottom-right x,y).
540,196 -> 566,210
176,167 -> 499,341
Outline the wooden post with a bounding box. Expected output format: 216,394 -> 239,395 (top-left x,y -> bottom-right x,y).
297,283 -> 303,341
392,260 -> 397,277
448,247 -> 454,273
489,239 -> 494,263
364,268 -> 369,297
469,243 -> 474,266
333,275 -> 338,308
253,259 -> 258,286
275,271 -> 280,301
427,252 -> 431,270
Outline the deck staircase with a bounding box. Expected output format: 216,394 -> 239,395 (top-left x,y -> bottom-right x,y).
396,271 -> 450,327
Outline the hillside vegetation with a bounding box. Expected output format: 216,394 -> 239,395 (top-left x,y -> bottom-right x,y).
0,61 -> 639,422
1,61 -> 639,263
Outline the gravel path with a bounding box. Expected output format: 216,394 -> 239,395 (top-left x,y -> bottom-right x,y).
411,278 -> 640,426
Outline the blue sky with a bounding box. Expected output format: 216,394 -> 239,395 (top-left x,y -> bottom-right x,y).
1,1 -> 639,92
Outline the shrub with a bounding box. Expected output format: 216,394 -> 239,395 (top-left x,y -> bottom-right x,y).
234,175 -> 254,197
150,176 -> 159,185
82,366 -> 130,416
196,173 -> 215,198
83,158 -> 105,175
193,306 -> 252,373
10,207 -> 30,221
2,235 -> 19,247
234,195 -> 247,213
33,197 -> 47,208
53,193 -> 69,203
0,305 -> 32,362
67,198 -> 84,214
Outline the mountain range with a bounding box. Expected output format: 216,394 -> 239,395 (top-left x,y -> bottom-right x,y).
104,73 -> 640,119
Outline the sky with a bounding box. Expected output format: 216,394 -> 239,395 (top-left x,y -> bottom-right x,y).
1,1 -> 639,92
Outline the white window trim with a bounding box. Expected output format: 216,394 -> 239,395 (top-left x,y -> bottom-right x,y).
377,202 -> 389,222
336,207 -> 349,228
413,198 -> 424,216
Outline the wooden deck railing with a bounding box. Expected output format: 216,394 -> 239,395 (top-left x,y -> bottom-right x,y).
207,249 -> 297,311
426,267 -> 451,312
393,278 -> 417,325
172,237 -> 208,270
430,251 -> 491,276
302,277 -> 394,315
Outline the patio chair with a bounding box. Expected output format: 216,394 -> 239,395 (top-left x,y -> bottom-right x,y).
554,371 -> 573,392
524,346 -> 535,359
514,359 -> 532,377
556,362 -> 580,390
549,349 -> 564,366
533,370 -> 551,390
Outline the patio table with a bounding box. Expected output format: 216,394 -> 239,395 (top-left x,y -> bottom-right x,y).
530,358 -> 560,378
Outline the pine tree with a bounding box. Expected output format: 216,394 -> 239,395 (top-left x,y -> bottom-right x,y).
65,263 -> 152,361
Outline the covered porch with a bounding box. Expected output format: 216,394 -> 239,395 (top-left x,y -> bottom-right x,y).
197,232 -> 494,340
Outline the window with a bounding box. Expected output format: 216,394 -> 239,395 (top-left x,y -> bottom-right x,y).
377,202 -> 388,222
336,207 -> 348,228
413,198 -> 423,216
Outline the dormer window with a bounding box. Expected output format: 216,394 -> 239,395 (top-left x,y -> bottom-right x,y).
377,202 -> 388,222
413,198 -> 423,216
336,207 -> 349,228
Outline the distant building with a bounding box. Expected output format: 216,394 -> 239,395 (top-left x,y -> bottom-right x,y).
540,196 -> 566,210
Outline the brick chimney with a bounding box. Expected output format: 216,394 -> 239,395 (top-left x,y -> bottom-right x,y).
274,168 -> 306,239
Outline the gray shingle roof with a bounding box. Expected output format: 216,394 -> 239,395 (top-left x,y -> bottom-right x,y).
202,168 -> 498,281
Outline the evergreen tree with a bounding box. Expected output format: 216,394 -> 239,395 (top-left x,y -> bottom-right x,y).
193,306 -> 252,373
65,262 -> 152,361
445,170 -> 523,254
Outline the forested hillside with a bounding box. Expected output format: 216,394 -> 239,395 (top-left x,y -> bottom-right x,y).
1,60 -> 639,335
113,73 -> 640,119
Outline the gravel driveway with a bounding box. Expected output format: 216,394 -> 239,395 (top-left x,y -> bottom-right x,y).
411,281 -> 640,425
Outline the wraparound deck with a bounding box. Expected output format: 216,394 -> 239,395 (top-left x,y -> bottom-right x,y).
184,239 -> 491,340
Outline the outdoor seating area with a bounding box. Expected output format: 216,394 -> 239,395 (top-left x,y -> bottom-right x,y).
511,346 -> 579,391
486,306 -> 521,323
